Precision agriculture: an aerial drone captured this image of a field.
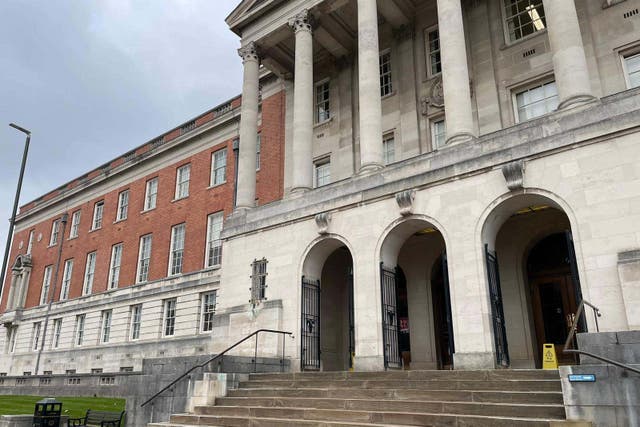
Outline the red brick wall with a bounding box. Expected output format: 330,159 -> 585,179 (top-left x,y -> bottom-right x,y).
0,91 -> 285,312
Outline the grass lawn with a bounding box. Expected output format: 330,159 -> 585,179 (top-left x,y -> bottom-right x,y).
0,395 -> 125,417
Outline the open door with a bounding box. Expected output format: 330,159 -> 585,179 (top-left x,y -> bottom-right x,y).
485,245 -> 510,367
380,264 -> 401,369
301,277 -> 320,371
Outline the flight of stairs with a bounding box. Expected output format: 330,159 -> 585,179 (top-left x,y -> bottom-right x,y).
148,369 -> 586,427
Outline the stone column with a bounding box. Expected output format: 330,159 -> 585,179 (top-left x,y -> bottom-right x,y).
542,0 -> 596,109
236,42 -> 260,210
289,10 -> 314,193
357,0 -> 384,172
437,0 -> 476,144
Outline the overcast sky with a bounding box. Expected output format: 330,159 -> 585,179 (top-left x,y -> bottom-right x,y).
0,0 -> 244,263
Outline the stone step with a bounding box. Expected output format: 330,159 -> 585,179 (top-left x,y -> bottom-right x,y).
228,387 -> 564,404
152,418 -> 411,427
206,397 -> 566,419
238,379 -> 562,392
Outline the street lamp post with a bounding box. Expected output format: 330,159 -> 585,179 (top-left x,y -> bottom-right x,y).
0,124 -> 31,295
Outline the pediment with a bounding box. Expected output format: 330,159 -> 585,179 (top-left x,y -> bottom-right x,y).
226,0 -> 285,35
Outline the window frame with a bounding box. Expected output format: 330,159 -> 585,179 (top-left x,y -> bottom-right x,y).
52,318 -> 62,349
32,322 -> 42,351
49,219 -> 61,246
168,223 -> 186,276
501,0 -> 547,44
83,251 -> 97,295
379,50 -> 393,97
314,158 -> 331,188
256,134 -> 261,171
74,314 -> 86,347
137,234 -> 153,283
116,190 -> 130,221
60,259 -> 73,301
205,212 -> 224,268
211,149 -> 228,187
129,304 -> 142,341
100,310 -> 112,344
108,243 -> 123,290
162,298 -> 177,337
512,78 -> 558,123
200,291 -> 217,333
383,133 -> 396,165
91,201 -> 104,230
424,25 -> 441,78
7,326 -> 18,353
40,265 -> 53,306
430,117 -> 447,150
622,51 -> 640,89
250,258 -> 268,305
314,78 -> 331,124
144,177 -> 159,211
175,164 -> 191,200
26,230 -> 35,254
69,211 -> 81,239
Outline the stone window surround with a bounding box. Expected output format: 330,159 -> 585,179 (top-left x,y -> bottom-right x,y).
430,116 -> 446,151
500,0 -> 547,44
618,43 -> 640,90
100,309 -> 112,344
424,25 -> 441,79
379,49 -> 393,98
314,78 -> 331,124
511,76 -> 558,123
52,318 -> 62,349
383,132 -> 396,165
314,156 -> 331,188
162,298 -> 177,337
129,304 -> 142,341
74,314 -> 86,347
199,291 -> 217,333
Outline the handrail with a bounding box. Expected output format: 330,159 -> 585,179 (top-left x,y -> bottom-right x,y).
140,329 -> 293,408
563,300 -> 640,375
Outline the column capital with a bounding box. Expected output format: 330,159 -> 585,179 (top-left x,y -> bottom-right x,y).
238,42 -> 260,63
288,9 -> 315,34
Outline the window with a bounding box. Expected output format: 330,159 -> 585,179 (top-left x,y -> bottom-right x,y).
52,318 -> 62,349
256,135 -> 261,171
32,322 -> 41,351
168,223 -> 186,276
83,252 -> 97,295
7,326 -> 18,354
137,234 -> 153,283
100,310 -> 112,343
380,51 -> 393,96
250,258 -> 268,304
40,265 -> 53,305
206,213 -> 224,268
74,314 -> 85,346
60,259 -> 73,301
431,119 -> 446,149
108,244 -> 123,289
503,0 -> 546,42
144,178 -> 158,211
624,52 -> 640,89
200,291 -> 217,332
515,80 -> 558,121
175,164 -> 191,199
211,149 -> 227,186
26,230 -> 34,254
315,80 -> 330,123
383,134 -> 395,165
314,160 -> 331,188
116,190 -> 129,221
92,201 -> 104,230
69,211 -> 81,238
426,28 -> 441,76
129,305 -> 142,341
50,219 -> 61,246
162,299 -> 177,337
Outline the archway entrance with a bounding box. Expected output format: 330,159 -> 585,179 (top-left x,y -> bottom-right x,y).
380,219 -> 453,370
301,239 -> 354,371
482,195 -> 584,368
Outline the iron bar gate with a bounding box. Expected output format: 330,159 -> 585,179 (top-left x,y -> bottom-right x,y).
301,277 -> 321,370
565,230 -> 587,333
442,254 -> 455,360
380,264 -> 401,369
485,245 -> 510,367
348,271 -> 355,369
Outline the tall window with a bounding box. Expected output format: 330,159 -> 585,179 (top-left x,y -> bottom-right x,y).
83,252 -> 97,295
116,190 -> 129,221
515,80 -> 558,122
49,219 -> 61,246
144,178 -> 158,211
380,51 -> 393,96
175,164 -> 191,199
69,211 -> 81,238
52,318 -> 62,349
315,80 -> 330,123
211,149 -> 227,186
426,28 -> 441,76
129,305 -> 142,341
624,52 -> 640,89
27,230 -> 35,254
7,326 -> 18,353
32,322 -> 42,351
314,160 -> 331,188
503,0 -> 546,42
168,223 -> 186,276
383,134 -> 395,165
74,314 -> 85,346
256,135 -> 261,171
108,243 -> 123,289
206,213 -> 224,268
250,258 -> 268,304
40,265 -> 53,305
100,310 -> 112,344
60,259 -> 73,301
431,119 -> 446,149
137,234 -> 153,283
200,291 -> 217,333
92,201 -> 104,230
162,299 -> 177,337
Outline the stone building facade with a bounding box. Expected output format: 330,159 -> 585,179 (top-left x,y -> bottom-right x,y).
1,0 -> 640,376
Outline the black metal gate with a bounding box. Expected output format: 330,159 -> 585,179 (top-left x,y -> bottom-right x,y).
442,253 -> 455,361
301,277 -> 320,371
485,245 -> 510,367
380,264 -> 401,369
348,271 -> 355,369
565,230 -> 586,332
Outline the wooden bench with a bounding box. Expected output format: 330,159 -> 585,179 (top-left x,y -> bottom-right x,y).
68,410 -> 125,427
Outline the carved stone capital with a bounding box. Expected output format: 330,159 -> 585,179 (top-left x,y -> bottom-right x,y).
315,212 -> 331,234
288,9 -> 314,34
395,190 -> 416,216
238,42 -> 260,63
501,160 -> 525,191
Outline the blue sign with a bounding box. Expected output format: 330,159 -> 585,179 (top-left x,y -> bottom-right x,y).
568,374 -> 596,382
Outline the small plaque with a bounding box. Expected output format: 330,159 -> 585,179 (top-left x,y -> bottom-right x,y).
569,374 -> 596,382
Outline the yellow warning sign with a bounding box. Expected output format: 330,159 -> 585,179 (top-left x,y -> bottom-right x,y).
542,344 -> 558,370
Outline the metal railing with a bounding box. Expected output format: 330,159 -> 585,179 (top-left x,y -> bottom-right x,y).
564,300 -> 640,375
140,329 -> 293,408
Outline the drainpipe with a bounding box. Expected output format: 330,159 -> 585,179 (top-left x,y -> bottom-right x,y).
233,138 -> 240,208
34,213 -> 68,375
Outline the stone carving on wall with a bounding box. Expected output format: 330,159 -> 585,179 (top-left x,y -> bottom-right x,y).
315,212 -> 332,234
501,160 -> 526,191
422,75 -> 445,115
395,190 -> 416,216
